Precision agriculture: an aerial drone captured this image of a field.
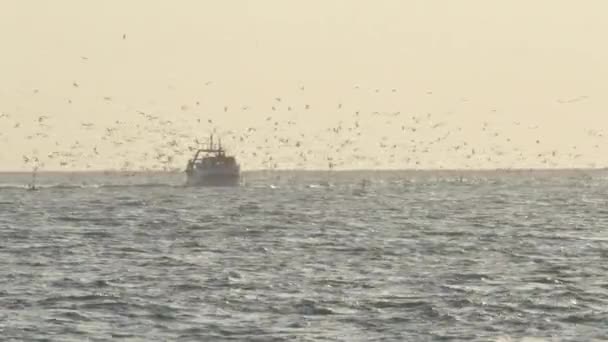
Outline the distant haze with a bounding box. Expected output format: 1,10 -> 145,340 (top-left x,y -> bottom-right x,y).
1,0 -> 607,171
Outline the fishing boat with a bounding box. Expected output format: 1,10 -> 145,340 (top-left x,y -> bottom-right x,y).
185,135 -> 240,186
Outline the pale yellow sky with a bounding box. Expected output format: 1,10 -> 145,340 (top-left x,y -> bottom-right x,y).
0,0 -> 607,171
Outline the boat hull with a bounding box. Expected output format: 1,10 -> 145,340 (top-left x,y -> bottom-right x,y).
186,173 -> 240,187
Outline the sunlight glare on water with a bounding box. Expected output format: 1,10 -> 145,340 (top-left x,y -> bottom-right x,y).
1,170 -> 607,341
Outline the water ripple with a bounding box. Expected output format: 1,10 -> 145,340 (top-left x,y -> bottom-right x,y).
1,171 -> 608,341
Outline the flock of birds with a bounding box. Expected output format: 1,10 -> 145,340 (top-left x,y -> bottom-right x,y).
0,91 -> 601,174
0,35 -> 601,174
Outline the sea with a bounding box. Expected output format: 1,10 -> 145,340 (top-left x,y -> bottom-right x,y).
1,169 -> 607,341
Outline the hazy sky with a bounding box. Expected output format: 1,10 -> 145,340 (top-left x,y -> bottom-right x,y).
1,1 -> 607,171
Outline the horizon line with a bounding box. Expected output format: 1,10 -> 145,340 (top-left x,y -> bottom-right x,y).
0,167 -> 607,175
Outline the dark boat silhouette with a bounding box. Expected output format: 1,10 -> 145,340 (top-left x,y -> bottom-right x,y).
185,135 -> 240,186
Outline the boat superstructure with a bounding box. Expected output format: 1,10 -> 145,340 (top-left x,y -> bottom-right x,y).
185,135 -> 240,186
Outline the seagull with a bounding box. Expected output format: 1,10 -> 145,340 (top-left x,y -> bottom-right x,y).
557,96 -> 588,104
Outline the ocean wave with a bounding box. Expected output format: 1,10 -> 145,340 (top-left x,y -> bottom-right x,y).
0,182 -> 180,190
2,171 -> 607,341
